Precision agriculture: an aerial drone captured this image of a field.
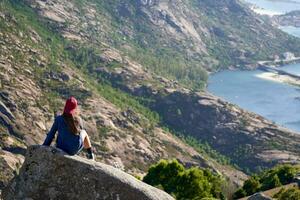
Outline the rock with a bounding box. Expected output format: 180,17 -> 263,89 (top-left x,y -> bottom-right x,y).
2,145 -> 174,200
34,121 -> 46,131
0,150 -> 24,190
248,192 -> 273,200
44,71 -> 71,82
0,100 -> 15,120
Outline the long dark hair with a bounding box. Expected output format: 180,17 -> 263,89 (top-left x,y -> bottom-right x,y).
62,113 -> 81,135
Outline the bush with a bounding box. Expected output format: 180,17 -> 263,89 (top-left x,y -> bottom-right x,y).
233,164 -> 300,199
143,159 -> 225,200
243,176 -> 261,195
274,188 -> 300,200
233,188 -> 247,199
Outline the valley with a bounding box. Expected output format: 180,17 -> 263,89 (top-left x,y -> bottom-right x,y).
1,0 -> 300,199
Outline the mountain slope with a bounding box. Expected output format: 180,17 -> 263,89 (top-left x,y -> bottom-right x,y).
0,0 -> 246,192
26,0 -> 300,89
1,0 -> 300,195
23,0 -> 300,172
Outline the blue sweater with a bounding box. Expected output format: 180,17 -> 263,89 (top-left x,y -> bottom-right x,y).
43,115 -> 83,155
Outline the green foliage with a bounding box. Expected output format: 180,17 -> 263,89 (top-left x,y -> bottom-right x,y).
64,44 -> 161,127
234,164 -> 300,198
259,165 -> 297,191
233,188 -> 247,199
125,47 -> 208,90
262,174 -> 282,191
243,176 -> 261,195
274,188 -> 300,200
178,134 -> 231,165
143,159 -> 225,200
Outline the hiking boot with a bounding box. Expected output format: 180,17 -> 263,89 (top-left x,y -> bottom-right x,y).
87,153 -> 95,160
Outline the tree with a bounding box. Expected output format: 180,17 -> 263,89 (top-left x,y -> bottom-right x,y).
276,165 -> 297,185
275,188 -> 300,200
176,168 -> 213,200
243,176 -> 261,195
143,159 -> 184,195
260,165 -> 297,189
234,164 -> 300,198
261,174 -> 282,191
233,188 -> 247,199
143,160 -> 224,200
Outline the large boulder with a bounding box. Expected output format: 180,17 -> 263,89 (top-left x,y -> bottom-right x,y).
2,145 -> 174,200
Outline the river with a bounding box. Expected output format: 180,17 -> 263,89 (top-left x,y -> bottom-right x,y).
208,1 -> 300,132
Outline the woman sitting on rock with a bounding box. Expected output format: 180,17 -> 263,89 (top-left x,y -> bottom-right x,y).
43,97 -> 94,160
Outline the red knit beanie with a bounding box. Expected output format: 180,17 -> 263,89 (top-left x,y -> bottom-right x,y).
63,97 -> 78,115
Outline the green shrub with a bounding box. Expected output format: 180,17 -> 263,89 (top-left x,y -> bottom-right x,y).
143,159 -> 225,200
274,188 -> 300,200
234,164 -> 300,198
243,176 -> 261,195
233,188 -> 247,199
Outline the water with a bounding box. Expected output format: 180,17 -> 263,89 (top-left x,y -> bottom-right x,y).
244,0 -> 300,14
244,0 -> 300,36
280,26 -> 300,37
208,23 -> 300,132
208,65 -> 300,132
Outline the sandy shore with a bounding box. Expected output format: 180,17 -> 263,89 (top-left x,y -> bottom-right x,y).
250,6 -> 282,16
252,8 -> 281,16
256,72 -> 300,87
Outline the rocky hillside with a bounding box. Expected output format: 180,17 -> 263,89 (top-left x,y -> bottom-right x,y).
3,145 -> 174,200
25,0 -> 300,89
0,0 -> 247,192
94,53 -> 300,172
1,0 -> 300,196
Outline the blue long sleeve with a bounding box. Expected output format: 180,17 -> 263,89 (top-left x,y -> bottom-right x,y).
43,117 -> 58,146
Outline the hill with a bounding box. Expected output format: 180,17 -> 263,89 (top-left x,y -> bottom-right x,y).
26,0 -> 300,88
0,0 -> 247,191
1,0 -> 300,197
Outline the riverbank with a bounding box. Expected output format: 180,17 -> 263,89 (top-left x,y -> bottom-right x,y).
207,62 -> 300,133
250,5 -> 281,16
255,58 -> 300,87
255,72 -> 300,87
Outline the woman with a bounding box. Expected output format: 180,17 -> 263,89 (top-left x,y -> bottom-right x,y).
43,97 -> 94,160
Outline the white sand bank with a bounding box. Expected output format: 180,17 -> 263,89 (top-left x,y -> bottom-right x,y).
250,7 -> 282,16
255,72 -> 300,86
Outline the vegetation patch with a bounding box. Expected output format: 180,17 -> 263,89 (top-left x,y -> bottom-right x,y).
143,159 -> 226,200
233,164 -> 300,199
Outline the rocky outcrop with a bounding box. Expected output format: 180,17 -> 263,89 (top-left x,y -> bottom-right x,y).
2,145 -> 174,200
